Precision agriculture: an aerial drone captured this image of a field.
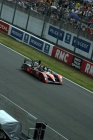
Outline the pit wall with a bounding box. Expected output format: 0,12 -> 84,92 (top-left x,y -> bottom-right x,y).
0,20 -> 93,78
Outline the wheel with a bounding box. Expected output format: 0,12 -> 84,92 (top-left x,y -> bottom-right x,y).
24,67 -> 27,71
21,65 -> 27,71
39,74 -> 44,82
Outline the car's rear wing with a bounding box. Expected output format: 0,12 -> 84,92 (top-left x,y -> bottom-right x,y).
24,58 -> 41,65
24,58 -> 32,63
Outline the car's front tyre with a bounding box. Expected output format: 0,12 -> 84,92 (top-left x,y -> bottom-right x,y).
39,74 -> 44,82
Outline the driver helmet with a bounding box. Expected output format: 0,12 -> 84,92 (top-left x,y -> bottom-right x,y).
38,60 -> 41,65
43,66 -> 47,71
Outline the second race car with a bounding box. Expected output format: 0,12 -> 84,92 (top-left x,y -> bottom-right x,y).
21,58 -> 63,85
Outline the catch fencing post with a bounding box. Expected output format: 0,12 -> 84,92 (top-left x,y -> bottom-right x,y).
25,4 -> 32,30
56,8 -> 64,45
0,0 -> 4,18
12,1 -> 17,24
41,5 -> 51,38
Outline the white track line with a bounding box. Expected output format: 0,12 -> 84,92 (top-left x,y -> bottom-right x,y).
0,93 -> 69,140
0,42 -> 92,94
64,77 -> 93,93
47,125 -> 69,140
0,43 -> 70,139
0,94 -> 37,120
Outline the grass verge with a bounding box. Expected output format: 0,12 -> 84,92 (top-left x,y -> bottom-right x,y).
0,33 -> 93,92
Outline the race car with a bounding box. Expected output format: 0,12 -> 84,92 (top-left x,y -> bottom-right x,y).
21,58 -> 63,85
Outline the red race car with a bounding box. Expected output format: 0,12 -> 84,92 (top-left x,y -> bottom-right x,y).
21,58 -> 63,85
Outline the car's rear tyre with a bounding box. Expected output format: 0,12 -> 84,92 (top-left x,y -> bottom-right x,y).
21,65 -> 25,71
22,66 -> 27,71
24,67 -> 27,71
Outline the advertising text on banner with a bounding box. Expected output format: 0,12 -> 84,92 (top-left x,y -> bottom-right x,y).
51,46 -> 73,66
0,21 -> 9,34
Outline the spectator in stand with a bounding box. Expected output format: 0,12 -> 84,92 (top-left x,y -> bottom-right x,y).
7,0 -> 93,33
75,1 -> 80,9
89,17 -> 93,23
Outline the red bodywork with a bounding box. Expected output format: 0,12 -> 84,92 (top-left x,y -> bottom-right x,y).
21,63 -> 63,85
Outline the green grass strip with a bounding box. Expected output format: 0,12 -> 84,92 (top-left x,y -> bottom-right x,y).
0,33 -> 93,91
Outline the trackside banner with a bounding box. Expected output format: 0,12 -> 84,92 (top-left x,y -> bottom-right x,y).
29,36 -> 44,51
44,43 -> 50,54
48,25 -> 91,54
10,27 -> 24,41
0,20 -> 93,78
71,56 -> 82,70
72,36 -> 91,53
48,25 -> 65,41
23,33 -> 52,55
51,46 -> 73,66
80,60 -> 93,78
51,46 -> 93,78
0,20 -> 9,34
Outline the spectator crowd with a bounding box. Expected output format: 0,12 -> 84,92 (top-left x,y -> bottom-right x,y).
7,0 -> 93,34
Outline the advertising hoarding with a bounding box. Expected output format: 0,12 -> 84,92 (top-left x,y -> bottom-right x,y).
44,43 -> 50,54
72,36 -> 91,53
29,36 -> 44,51
24,33 -> 29,44
71,56 -> 82,70
0,20 -> 9,34
51,46 -> 73,66
10,27 -> 23,41
65,33 -> 72,44
80,60 -> 93,78
48,25 -> 64,41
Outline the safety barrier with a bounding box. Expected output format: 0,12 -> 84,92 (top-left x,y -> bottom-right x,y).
0,19 -> 93,78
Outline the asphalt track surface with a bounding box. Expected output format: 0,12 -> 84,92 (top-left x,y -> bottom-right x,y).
0,43 -> 93,140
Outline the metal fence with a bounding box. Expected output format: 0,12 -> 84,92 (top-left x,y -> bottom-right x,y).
0,94 -> 68,140
0,0 -> 93,41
